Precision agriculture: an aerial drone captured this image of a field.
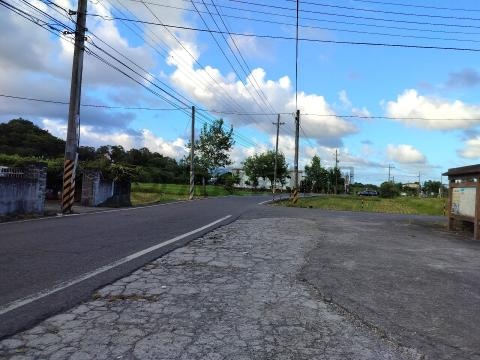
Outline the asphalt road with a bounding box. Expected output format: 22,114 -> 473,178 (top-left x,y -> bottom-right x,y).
239,206 -> 479,360
0,195 -> 277,338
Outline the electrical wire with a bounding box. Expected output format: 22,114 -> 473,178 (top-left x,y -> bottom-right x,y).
121,0 -> 480,39
85,15 -> 480,52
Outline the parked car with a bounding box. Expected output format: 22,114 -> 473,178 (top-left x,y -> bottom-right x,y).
357,190 -> 379,196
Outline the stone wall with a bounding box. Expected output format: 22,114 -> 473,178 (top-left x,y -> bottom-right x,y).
0,165 -> 47,216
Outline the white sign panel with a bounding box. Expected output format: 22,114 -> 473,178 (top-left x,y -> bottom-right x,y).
451,187 -> 476,218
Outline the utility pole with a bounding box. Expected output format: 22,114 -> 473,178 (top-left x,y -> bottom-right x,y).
61,0 -> 88,214
272,114 -> 285,195
294,110 -> 300,190
388,163 -> 395,182
439,175 -> 443,198
189,106 -> 195,200
334,149 -> 339,194
418,172 -> 421,197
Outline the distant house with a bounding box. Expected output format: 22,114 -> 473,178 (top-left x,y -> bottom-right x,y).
403,182 -> 420,190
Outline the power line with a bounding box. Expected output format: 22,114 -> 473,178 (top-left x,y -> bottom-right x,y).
7,94 -> 480,122
295,0 -> 299,111
0,94 -> 189,110
190,0 -> 269,116
204,0 -> 480,30
123,0 -> 480,43
134,0 -> 264,146
131,0 -> 275,139
209,0 -> 279,115
85,15 -> 480,52
45,0 -> 263,148
302,113 -> 480,121
3,0 -> 265,150
224,0 -> 480,22
307,0 -> 480,13
280,0 -> 480,22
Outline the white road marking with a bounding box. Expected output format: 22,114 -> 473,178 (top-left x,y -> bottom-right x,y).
257,196 -> 288,205
0,215 -> 232,316
0,200 -> 190,226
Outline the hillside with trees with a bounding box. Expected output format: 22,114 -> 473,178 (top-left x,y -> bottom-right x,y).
0,118 -> 65,157
0,119 -> 189,191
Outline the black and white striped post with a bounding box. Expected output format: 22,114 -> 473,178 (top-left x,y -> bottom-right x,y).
189,106 -> 195,200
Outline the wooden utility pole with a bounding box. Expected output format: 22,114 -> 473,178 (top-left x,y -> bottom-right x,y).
189,106 -> 195,200
61,0 -> 88,214
272,114 -> 285,194
294,110 -> 300,190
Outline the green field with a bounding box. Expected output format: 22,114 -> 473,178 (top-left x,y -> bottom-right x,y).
280,195 -> 447,216
131,183 -> 268,205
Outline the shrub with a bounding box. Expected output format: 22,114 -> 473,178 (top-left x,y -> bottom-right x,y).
379,182 -> 400,198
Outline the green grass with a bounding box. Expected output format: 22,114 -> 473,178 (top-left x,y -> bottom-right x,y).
131,183 -> 268,206
280,195 -> 447,216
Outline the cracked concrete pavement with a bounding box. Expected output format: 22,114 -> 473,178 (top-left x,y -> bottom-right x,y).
0,217 -> 419,360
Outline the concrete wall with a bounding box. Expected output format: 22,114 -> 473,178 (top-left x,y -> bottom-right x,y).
0,165 -> 47,216
232,169 -> 304,190
81,171 -> 114,206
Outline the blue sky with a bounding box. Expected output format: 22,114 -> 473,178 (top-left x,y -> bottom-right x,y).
2,0 -> 480,184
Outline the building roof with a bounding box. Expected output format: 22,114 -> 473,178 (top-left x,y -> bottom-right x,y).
442,164 -> 480,177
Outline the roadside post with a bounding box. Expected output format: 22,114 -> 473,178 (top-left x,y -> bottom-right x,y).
443,164 -> 480,240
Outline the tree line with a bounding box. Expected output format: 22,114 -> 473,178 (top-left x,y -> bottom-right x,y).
0,118 -> 444,197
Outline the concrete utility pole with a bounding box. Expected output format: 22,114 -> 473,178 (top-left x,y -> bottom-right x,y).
388,163 -> 395,182
334,149 -> 339,194
189,106 -> 195,200
439,175 -> 443,198
294,110 -> 300,190
272,114 -> 285,194
418,172 -> 421,197
61,0 -> 88,214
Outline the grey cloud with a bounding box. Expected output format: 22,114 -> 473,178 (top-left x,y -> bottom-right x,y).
462,129 -> 480,141
361,140 -> 373,145
446,68 -> 480,89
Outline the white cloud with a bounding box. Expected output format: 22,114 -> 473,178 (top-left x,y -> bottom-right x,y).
338,90 -> 371,118
387,144 -> 426,164
385,89 -> 480,130
338,90 -> 352,108
228,35 -> 272,60
41,118 -> 188,158
458,137 -> 480,159
352,107 -> 371,118
0,0 -> 192,126
168,48 -> 357,146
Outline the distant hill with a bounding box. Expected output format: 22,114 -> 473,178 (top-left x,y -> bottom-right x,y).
0,118 -> 65,158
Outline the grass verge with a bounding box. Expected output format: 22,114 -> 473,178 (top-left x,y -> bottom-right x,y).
131,183 -> 269,206
280,195 -> 447,216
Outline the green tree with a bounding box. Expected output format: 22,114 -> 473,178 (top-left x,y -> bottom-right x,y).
380,181 -> 400,198
423,180 -> 441,196
304,155 -> 329,193
190,119 -> 235,194
243,151 -> 288,191
327,167 -> 344,194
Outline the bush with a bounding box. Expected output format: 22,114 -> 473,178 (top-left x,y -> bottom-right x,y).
379,182 -> 400,198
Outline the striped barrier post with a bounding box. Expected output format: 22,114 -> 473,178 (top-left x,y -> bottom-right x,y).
61,158 -> 76,213
291,188 -> 299,205
189,170 -> 194,200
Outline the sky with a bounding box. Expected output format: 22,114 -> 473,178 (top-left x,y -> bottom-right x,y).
2,0 -> 480,184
